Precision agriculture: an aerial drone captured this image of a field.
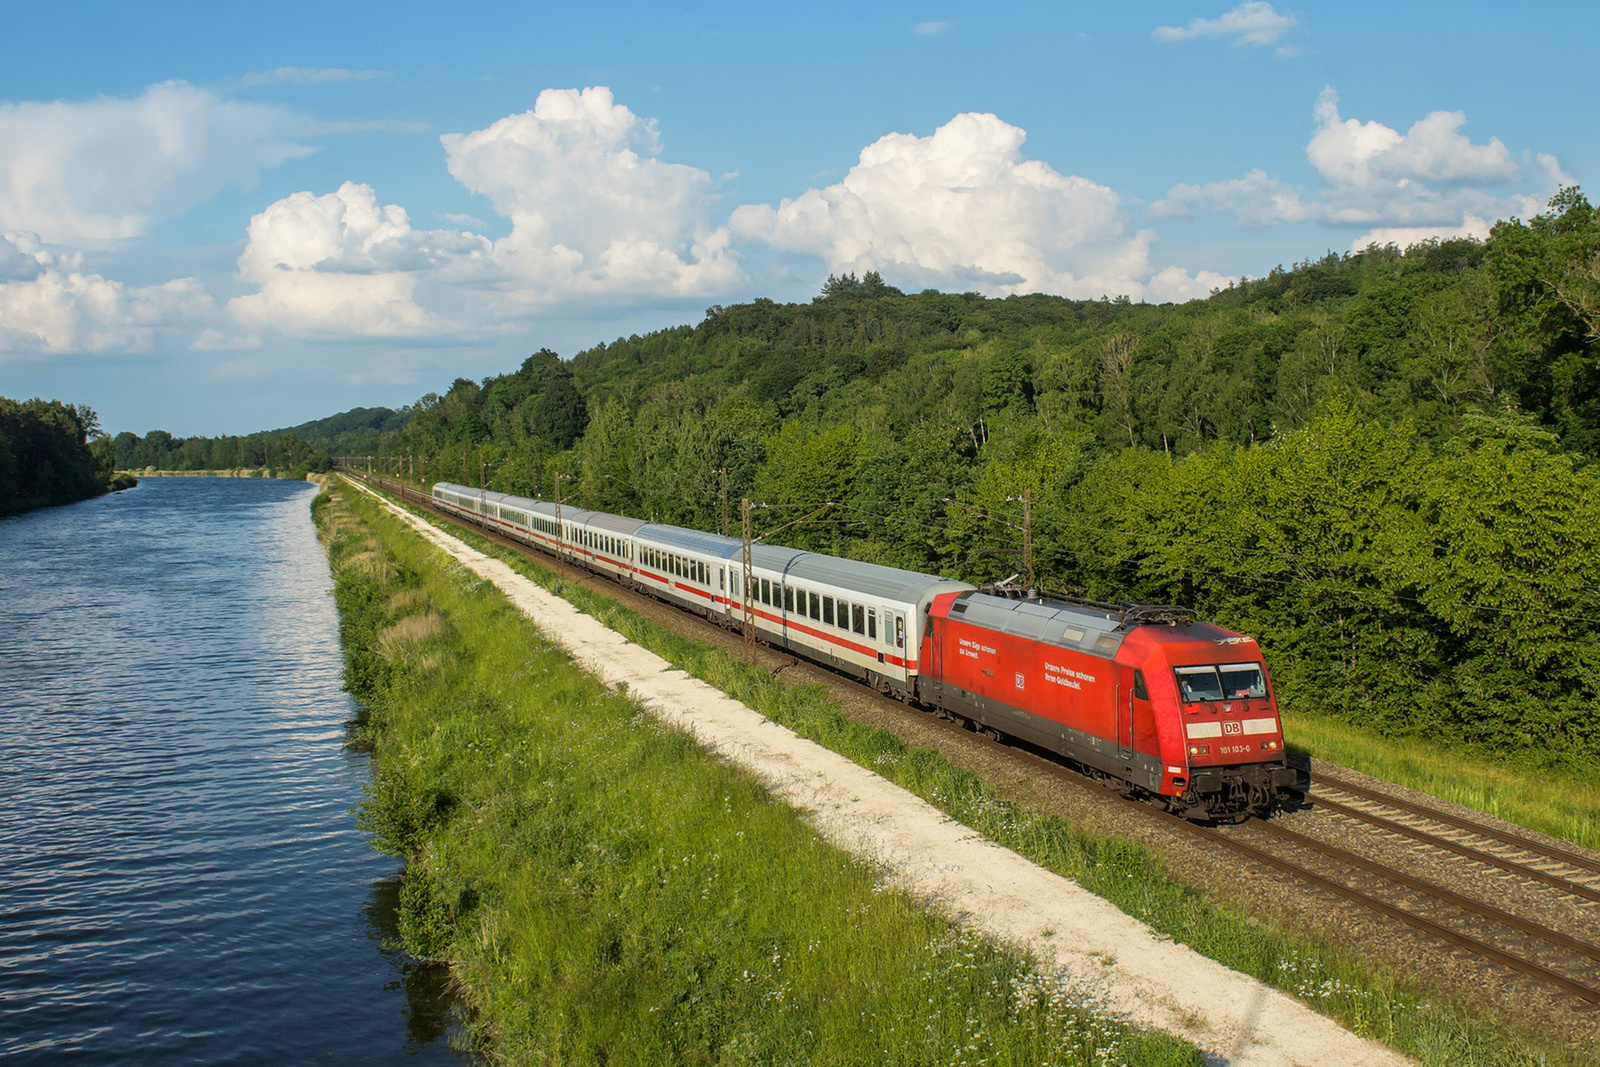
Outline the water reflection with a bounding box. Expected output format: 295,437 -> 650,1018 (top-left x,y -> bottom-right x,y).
362,875 -> 462,1055
0,478 -> 468,1063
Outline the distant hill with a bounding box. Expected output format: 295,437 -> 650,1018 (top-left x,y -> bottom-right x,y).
276,406 -> 415,455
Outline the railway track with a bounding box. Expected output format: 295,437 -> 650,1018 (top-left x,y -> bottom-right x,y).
341,468 -> 1600,1014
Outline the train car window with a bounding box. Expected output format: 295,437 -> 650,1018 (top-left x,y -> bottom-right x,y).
760,579 -> 770,605
1133,669 -> 1149,700
822,597 -> 834,625
867,608 -> 876,640
852,604 -> 864,634
809,592 -> 820,620
895,615 -> 905,649
783,586 -> 794,612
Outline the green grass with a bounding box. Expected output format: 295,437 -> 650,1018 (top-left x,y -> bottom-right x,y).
1282,710 -> 1600,852
370,480 -> 1589,1067
318,485 -> 1201,1067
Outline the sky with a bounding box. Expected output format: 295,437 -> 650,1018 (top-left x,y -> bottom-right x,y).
0,1 -> 1593,436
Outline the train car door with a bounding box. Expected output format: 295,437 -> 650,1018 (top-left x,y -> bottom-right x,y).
1116,666 -> 1135,760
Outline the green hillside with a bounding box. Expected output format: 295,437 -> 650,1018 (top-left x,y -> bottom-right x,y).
279,405 -> 414,455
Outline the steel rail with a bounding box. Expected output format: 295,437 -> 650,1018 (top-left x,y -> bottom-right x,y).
1312,770 -> 1600,878
1009,754 -> 1600,1007
339,468 -> 1600,1007
1311,793 -> 1600,905
1248,818 -> 1600,964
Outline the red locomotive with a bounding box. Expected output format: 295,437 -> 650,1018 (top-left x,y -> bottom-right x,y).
918,590 -> 1296,819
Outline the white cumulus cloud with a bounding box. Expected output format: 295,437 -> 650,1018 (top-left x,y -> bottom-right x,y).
442,86 -> 741,307
0,82 -> 310,248
228,181 -> 490,339
0,232 -> 215,355
1154,2 -> 1296,46
1151,88 -> 1567,249
227,87 -> 745,341
731,111 -> 1225,302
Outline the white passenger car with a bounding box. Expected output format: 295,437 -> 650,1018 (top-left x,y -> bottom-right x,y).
429,482 -> 970,696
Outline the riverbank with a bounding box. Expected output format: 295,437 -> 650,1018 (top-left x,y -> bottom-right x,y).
125,467 -> 278,478
316,481 -> 1203,1065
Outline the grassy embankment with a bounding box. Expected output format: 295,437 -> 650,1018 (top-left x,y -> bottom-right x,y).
373,479 -> 1583,1067
1282,712 -> 1600,851
317,482 -> 1200,1066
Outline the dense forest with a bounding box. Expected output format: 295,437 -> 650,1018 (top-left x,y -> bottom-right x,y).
111,429 -> 332,477
0,397 -> 132,516
355,190 -> 1599,762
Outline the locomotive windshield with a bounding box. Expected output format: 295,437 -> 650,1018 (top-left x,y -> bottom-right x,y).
1175,662 -> 1268,703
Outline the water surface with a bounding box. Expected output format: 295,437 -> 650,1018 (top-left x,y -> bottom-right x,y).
0,478 -> 462,1063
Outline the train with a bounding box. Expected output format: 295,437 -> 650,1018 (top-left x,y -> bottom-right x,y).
427,480 -> 1297,819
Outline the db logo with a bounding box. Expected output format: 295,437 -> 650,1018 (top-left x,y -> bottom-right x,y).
1222,721 -> 1242,735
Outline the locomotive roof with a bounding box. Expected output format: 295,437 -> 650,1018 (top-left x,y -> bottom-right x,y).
948,591 -> 1128,658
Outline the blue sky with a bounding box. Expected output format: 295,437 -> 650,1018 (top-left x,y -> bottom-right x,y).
0,1 -> 1593,435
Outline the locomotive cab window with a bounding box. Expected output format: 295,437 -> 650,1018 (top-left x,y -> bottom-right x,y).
1174,666 -> 1224,703
1218,663 -> 1267,699
1175,663 -> 1267,703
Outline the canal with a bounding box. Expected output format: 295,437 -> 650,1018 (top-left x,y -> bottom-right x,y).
0,477 -> 463,1062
